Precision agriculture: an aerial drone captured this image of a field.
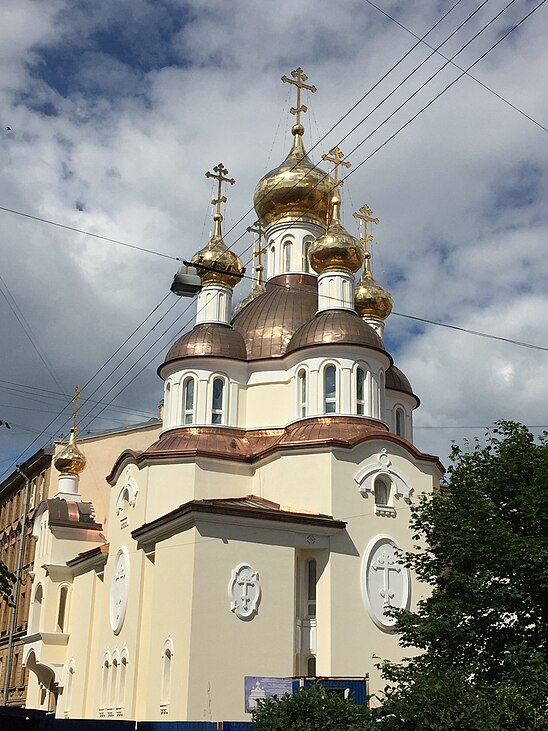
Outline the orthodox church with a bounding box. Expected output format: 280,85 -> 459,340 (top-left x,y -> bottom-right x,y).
21,69 -> 443,722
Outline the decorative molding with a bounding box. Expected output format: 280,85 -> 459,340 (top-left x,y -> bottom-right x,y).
362,535 -> 410,631
109,546 -> 129,635
354,449 -> 414,501
229,563 -> 261,619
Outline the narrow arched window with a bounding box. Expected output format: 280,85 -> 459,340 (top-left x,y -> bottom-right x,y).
298,370 -> 307,418
324,366 -> 337,414
270,244 -> 276,275
101,660 -> 109,708
283,241 -> 292,271
30,584 -> 43,634
302,239 -> 312,273
356,368 -> 365,415
57,586 -> 68,632
119,657 -> 127,710
374,476 -> 390,506
211,378 -> 225,424
66,664 -> 74,712
395,407 -> 405,437
183,377 -> 195,425
161,648 -> 172,706
307,656 -> 317,677
306,559 -> 317,617
164,383 -> 171,426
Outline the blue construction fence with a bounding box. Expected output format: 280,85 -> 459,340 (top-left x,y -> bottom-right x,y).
0,678 -> 368,731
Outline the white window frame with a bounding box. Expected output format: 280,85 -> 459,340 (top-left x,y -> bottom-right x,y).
210,375 -> 228,425
323,364 -> 338,414
182,376 -> 196,425
297,368 -> 308,418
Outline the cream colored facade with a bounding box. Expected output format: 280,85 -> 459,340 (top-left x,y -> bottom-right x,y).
22,70 -> 443,722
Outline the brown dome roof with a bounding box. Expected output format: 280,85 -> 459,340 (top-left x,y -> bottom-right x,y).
386,365 -> 414,396
161,323 -> 247,368
287,309 -> 385,354
232,273 -> 318,360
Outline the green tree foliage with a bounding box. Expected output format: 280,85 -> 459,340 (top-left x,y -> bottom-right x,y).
253,685 -> 374,731
0,560 -> 15,604
376,422 -> 548,730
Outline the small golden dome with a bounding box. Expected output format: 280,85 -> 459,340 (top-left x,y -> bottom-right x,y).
354,254 -> 393,320
191,214 -> 244,289
54,428 -> 86,477
253,129 -> 334,230
308,195 -> 364,275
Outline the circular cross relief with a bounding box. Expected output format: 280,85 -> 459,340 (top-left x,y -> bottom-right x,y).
110,546 -> 130,634
362,536 -> 409,631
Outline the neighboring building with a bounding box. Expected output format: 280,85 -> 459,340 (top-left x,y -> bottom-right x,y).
22,70 -> 443,722
0,449 -> 52,706
0,419 -> 161,708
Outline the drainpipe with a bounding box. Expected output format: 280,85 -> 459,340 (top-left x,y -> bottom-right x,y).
2,465 -> 31,706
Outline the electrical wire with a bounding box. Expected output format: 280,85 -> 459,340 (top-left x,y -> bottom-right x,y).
362,0 -> 548,136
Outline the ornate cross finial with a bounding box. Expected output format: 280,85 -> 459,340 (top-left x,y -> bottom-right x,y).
353,203 -> 380,258
321,146 -> 351,192
205,163 -> 235,218
281,67 -> 317,129
72,386 -> 80,430
246,221 -> 267,289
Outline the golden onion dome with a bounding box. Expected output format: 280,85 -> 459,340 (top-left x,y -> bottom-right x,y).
253,126 -> 335,230
54,428 -> 86,477
191,213 -> 244,289
354,253 -> 393,320
308,194 -> 364,275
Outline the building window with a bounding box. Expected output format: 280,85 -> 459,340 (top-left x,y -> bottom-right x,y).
110,657 -> 118,710
101,658 -> 109,708
161,638 -> 174,711
66,663 -> 75,713
57,586 -> 69,632
307,656 -> 317,677
395,407 -> 405,437
30,584 -> 43,634
211,377 -> 225,424
306,558 -> 317,617
298,370 -> 307,418
164,382 -> 171,425
302,238 -> 312,273
183,377 -> 195,424
324,365 -> 337,414
374,476 -> 390,507
283,240 -> 292,271
356,367 -> 365,415
119,656 -> 127,712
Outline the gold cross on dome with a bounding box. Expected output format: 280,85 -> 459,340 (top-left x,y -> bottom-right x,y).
72,386 -> 80,430
247,222 -> 267,288
353,203 -> 380,257
281,67 -> 317,128
205,163 -> 235,217
322,146 -> 351,191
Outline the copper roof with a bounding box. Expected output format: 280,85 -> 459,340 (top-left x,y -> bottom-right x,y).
287,309 -> 385,355
232,273 -> 318,360
161,323 -> 247,370
107,416 -> 444,481
132,494 -> 346,543
386,365 -> 414,396
44,499 -> 102,530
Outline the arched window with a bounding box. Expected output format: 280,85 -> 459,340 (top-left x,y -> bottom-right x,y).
66,662 -> 75,712
283,240 -> 292,271
356,368 -> 365,415
57,585 -> 69,632
379,370 -> 385,416
269,244 -> 276,275
119,656 -> 127,711
395,407 -> 405,437
306,558 -> 317,617
324,366 -> 337,414
161,638 -> 174,709
298,369 -> 307,418
110,656 -> 118,709
164,382 -> 171,426
374,476 -> 390,506
101,656 -> 110,709
183,377 -> 195,425
211,377 -> 225,424
307,656 -> 317,677
30,584 -> 43,634
302,238 -> 312,273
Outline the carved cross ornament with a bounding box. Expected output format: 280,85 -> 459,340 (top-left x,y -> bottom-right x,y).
363,536 -> 409,630
229,563 -> 261,619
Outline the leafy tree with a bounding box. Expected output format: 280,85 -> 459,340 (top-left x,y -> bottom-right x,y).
376,422 -> 548,730
253,684 -> 374,731
0,560 -> 15,604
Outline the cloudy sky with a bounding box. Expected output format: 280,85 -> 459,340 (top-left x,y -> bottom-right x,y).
1,0 -> 547,478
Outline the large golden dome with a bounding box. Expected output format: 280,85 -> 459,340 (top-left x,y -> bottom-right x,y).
54,428 -> 86,477
191,214 -> 243,289
253,127 -> 334,230
354,253 -> 393,320
308,194 -> 364,275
